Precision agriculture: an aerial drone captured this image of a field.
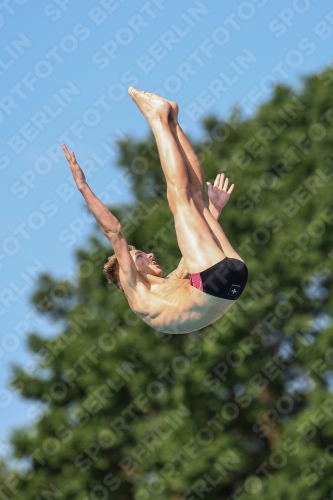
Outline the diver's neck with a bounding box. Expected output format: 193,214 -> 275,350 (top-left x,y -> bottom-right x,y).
140,271 -> 163,285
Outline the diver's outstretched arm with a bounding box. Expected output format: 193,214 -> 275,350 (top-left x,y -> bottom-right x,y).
62,144 -> 139,288
62,143 -> 121,236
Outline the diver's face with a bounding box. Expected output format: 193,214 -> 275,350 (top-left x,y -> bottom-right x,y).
130,250 -> 163,277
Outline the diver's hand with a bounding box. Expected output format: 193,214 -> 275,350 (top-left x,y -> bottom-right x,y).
62,143 -> 87,191
207,173 -> 234,211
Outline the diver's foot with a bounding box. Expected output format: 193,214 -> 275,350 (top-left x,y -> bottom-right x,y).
144,92 -> 179,127
128,87 -> 171,122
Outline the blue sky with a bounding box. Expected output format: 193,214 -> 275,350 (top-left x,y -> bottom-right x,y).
1,0 -> 332,465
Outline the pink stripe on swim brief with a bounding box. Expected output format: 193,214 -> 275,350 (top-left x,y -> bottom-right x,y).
189,273 -> 203,291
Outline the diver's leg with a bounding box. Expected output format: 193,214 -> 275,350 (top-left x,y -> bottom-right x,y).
143,91 -> 241,259
172,120 -> 242,260
128,87 -> 227,272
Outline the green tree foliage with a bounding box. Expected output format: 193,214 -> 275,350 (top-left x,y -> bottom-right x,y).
2,68 -> 333,500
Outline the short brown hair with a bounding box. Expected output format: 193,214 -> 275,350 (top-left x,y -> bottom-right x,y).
103,245 -> 137,292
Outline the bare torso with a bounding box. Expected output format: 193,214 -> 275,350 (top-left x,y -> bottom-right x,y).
123,274 -> 235,334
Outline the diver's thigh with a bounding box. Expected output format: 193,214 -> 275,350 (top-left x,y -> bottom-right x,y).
172,197 -> 227,273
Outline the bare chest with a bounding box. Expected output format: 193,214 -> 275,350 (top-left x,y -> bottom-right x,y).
126,279 -> 185,316
124,279 -> 233,334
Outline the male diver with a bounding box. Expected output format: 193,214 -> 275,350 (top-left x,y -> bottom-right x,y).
62,88 -> 248,334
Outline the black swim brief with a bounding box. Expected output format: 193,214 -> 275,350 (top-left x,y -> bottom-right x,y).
189,258 -> 248,300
